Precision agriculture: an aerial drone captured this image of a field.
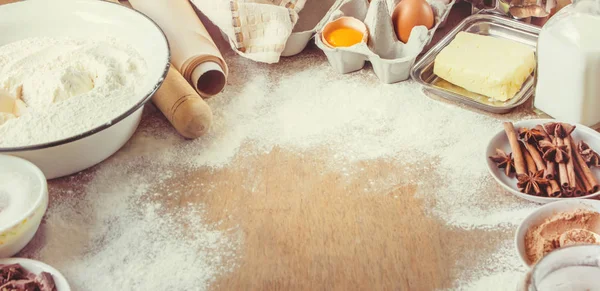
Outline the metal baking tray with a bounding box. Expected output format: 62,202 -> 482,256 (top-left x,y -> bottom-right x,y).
410,13 -> 541,114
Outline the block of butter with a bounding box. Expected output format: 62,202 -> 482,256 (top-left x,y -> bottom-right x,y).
433,32 -> 536,101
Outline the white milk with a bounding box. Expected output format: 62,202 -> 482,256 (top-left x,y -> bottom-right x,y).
0,172 -> 34,228
534,0 -> 600,126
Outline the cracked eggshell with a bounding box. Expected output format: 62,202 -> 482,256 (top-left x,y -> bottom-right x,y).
13,99 -> 27,117
320,16 -> 369,48
0,95 -> 14,114
0,86 -> 28,117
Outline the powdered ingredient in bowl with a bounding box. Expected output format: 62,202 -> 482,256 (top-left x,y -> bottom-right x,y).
0,172 -> 35,229
525,209 -> 600,265
0,37 -> 147,148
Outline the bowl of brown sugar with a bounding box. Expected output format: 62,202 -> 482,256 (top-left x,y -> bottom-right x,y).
515,199 -> 600,267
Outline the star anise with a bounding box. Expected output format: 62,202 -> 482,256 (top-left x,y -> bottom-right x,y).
543,122 -> 576,138
489,149 -> 515,176
579,141 -> 600,167
519,127 -> 546,144
539,138 -> 569,163
517,170 -> 549,196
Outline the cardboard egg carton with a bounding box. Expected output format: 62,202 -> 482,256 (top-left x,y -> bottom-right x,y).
282,0 -> 344,56
314,0 -> 455,83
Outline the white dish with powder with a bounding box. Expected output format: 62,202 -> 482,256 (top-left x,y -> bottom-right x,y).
514,199 -> 600,267
0,0 -> 169,179
486,119 -> 600,204
0,258 -> 71,291
0,154 -> 48,258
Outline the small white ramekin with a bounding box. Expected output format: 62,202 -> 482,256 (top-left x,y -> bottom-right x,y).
514,199 -> 600,267
0,154 -> 48,258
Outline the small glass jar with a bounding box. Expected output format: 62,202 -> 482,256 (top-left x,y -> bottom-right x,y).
522,245 -> 600,291
534,0 -> 600,126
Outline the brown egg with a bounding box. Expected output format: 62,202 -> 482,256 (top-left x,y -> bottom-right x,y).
392,0 -> 435,43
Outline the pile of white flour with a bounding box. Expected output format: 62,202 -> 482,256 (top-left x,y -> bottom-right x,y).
0,37 -> 147,147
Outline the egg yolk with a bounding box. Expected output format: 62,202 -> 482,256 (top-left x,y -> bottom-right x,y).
325,28 -> 363,47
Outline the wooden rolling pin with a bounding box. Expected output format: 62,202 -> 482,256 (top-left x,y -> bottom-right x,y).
107,0 -> 213,139
153,65 -> 213,139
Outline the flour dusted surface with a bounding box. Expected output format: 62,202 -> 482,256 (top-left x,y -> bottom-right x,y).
23,42 -> 538,289
0,37 -> 146,147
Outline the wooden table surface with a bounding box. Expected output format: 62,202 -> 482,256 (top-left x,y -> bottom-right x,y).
1,0 -> 539,290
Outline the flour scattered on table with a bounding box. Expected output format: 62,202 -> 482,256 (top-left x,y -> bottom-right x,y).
124,55 -> 538,288
21,160 -> 238,291
33,52 -> 537,289
137,58 -> 537,230
450,239 -> 528,291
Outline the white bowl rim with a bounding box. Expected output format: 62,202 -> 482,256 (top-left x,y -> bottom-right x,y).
0,0 -> 171,153
485,118 -> 600,203
0,257 -> 71,291
0,154 -> 48,233
513,199 -> 600,267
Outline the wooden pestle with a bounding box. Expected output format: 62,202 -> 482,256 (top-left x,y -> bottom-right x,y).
153,65 -> 213,139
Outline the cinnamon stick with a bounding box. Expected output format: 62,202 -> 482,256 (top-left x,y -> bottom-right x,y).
524,142 -> 546,172
574,162 -> 592,194
564,137 -> 577,189
545,161 -> 557,180
575,175 -> 585,197
504,122 -> 527,176
522,143 -> 537,174
563,187 -> 574,197
556,137 -> 570,188
535,125 -> 556,179
570,136 -> 600,193
548,179 -> 561,197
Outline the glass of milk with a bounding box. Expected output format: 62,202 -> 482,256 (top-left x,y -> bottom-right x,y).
534,0 -> 600,127
529,245 -> 600,291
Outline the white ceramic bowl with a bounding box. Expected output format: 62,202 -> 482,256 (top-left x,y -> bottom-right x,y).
0,155 -> 48,258
0,0 -> 170,179
0,258 -> 70,291
486,119 -> 600,204
514,199 -> 600,267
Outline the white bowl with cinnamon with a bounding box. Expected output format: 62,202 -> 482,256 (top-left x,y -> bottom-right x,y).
486,119 -> 600,204
515,199 -> 600,267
